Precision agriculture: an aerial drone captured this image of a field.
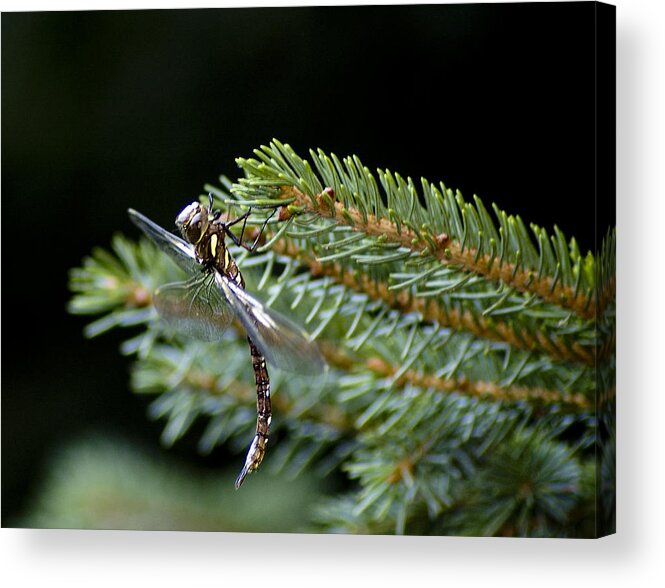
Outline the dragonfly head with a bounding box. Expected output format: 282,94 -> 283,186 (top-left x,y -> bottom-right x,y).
176,202 -> 210,245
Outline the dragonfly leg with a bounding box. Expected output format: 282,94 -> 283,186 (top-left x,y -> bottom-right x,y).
235,338 -> 272,489
224,209 -> 252,229
208,193 -> 250,225
222,210 -> 251,246
234,209 -> 252,244
228,207 -> 278,253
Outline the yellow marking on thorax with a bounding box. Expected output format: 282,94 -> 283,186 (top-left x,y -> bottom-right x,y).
210,233 -> 218,258
223,248 -> 231,270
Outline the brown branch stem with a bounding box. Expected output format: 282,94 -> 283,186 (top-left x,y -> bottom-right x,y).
362,356 -> 591,411
317,342 -> 590,411
185,368 -> 355,434
280,185 -> 597,320
267,238 -> 596,366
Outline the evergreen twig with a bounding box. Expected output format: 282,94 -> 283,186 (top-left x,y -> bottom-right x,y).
66,139 -> 615,537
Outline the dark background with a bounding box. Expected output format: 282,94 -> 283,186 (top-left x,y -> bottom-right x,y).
2,3 -> 610,524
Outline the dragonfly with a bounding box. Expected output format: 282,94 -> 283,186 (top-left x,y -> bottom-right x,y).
128,196 -> 326,488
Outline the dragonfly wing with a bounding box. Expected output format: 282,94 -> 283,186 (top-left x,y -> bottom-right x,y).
154,276 -> 233,341
128,208 -> 199,276
216,274 -> 326,375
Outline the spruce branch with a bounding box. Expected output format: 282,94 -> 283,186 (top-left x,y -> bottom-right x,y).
362,356 -> 590,410
443,427 -> 585,537
143,351 -> 357,438
282,184 -> 594,318
232,140 -> 602,319
66,139 -> 611,537
73,236 -> 592,413
260,236 -> 597,366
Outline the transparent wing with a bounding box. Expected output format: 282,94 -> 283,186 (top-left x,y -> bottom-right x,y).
216,274 -> 326,375
154,275 -> 234,341
128,208 -> 199,276
129,208 -> 325,371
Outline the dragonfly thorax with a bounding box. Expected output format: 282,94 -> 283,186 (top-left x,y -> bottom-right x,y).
175,201 -> 241,284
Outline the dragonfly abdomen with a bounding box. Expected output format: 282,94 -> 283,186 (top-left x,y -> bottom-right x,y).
206,227 -> 266,488
235,337 -> 272,489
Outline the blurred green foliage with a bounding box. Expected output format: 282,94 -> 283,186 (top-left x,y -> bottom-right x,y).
22,435 -> 328,532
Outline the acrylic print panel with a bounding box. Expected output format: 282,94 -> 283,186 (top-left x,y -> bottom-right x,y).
2,2 -> 615,537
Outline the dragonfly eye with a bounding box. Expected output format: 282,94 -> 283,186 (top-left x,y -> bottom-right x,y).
176,203 -> 210,244
182,211 -> 209,244
176,203 -> 199,226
